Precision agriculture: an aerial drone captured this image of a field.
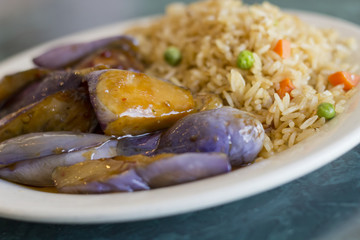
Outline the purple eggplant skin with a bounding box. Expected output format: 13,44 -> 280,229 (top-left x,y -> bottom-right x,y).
0,68 -> 50,107
0,71 -> 84,117
59,169 -> 149,194
33,35 -> 139,69
0,139 -> 118,187
53,162 -> 149,194
0,65 -> 109,117
116,132 -> 162,156
156,107 -> 265,167
86,70 -> 114,131
73,38 -> 144,72
0,89 -> 98,142
0,132 -> 112,168
53,152 -> 230,194
136,153 -> 231,188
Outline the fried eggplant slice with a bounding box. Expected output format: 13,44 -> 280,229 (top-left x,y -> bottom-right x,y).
74,37 -> 144,71
0,132 -> 112,167
0,89 -> 97,142
0,68 -> 50,107
116,131 -> 162,156
52,153 -> 230,193
0,139 -> 118,186
87,69 -> 195,136
33,35 -> 142,70
0,70 -> 86,117
156,107 -> 265,167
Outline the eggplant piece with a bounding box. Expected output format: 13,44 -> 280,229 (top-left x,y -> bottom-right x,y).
53,158 -> 149,193
87,69 -> 195,136
0,89 -> 97,142
52,153 -> 230,194
0,139 -> 118,186
74,38 -> 144,72
0,68 -> 50,107
0,71 -> 84,117
194,92 -> 223,112
0,66 -> 109,117
0,132 -> 112,167
156,107 -> 265,167
116,132 -> 162,156
136,153 -> 231,188
33,35 -> 140,69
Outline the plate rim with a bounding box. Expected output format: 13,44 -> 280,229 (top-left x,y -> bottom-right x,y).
0,10 -> 360,224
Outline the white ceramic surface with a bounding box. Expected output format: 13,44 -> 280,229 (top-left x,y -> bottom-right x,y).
0,11 -> 359,224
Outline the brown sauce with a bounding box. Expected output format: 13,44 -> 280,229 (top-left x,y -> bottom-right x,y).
19,184 -> 59,193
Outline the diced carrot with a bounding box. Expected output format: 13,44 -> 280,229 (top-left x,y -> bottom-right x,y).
276,78 -> 295,99
273,39 -> 291,59
328,71 -> 360,91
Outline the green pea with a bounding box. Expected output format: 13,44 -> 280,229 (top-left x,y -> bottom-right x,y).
317,102 -> 336,120
164,46 -> 182,66
236,50 -> 255,70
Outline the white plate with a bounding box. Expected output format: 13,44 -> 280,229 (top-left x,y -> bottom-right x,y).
0,10 -> 360,224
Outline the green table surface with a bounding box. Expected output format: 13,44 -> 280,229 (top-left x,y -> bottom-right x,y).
1,0 -> 360,239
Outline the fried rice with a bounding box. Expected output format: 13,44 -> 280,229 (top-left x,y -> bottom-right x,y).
127,0 -> 359,159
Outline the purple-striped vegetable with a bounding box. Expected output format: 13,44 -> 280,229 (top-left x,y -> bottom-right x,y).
33,35 -> 140,69
136,153 -> 231,188
0,132 -> 112,167
156,107 -> 265,167
0,71 -> 84,117
52,152 -> 230,194
53,160 -> 149,193
73,38 -> 144,72
0,68 -> 50,107
0,139 -> 118,186
116,132 -> 162,156
0,89 -> 97,142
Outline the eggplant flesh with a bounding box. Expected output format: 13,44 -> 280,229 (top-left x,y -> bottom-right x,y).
0,68 -> 50,108
0,71 -> 85,117
194,92 -> 223,112
86,69 -> 195,136
0,132 -> 112,168
0,139 -> 118,186
74,38 -> 144,72
53,160 -> 149,193
0,89 -> 97,142
52,153 -> 230,193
